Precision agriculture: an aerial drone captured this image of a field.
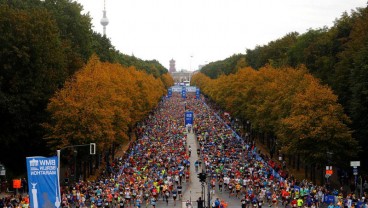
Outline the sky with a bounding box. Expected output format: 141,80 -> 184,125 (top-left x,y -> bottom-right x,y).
75,0 -> 367,71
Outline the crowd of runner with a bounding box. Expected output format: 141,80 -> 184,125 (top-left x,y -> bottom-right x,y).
193,97 -> 368,208
1,92 -> 367,208
57,94 -> 193,208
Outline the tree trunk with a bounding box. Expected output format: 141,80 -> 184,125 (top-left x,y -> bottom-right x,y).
111,143 -> 115,161
305,165 -> 308,179
83,160 -> 87,180
311,164 -> 316,184
297,154 -> 300,171
320,165 -> 324,185
89,156 -> 93,176
96,153 -> 101,169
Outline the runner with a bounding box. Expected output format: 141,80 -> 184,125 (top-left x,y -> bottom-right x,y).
52,92 -> 364,208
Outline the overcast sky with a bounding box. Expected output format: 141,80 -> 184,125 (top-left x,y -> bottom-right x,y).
75,0 -> 366,71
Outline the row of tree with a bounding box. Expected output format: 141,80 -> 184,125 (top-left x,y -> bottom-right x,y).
45,55 -> 171,151
43,56 -> 172,179
0,0 -> 172,175
192,66 -> 358,172
199,5 -> 368,168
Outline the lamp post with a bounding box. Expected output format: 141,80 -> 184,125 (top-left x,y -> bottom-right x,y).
199,135 -> 206,207
190,55 -> 193,71
207,171 -> 211,208
57,143 -> 96,191
0,163 -> 5,177
0,163 -> 5,194
325,151 -> 333,187
73,149 -> 78,182
204,134 -> 211,208
200,131 -> 212,208
246,120 -> 251,143
350,161 -> 361,197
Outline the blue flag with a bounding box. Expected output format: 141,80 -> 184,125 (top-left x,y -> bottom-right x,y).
26,156 -> 61,208
168,88 -> 172,98
182,88 -> 187,98
196,88 -> 200,99
185,111 -> 194,125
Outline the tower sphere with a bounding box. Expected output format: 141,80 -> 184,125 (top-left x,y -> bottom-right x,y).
100,17 -> 109,26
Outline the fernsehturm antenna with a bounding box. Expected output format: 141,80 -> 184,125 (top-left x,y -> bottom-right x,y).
100,0 -> 109,36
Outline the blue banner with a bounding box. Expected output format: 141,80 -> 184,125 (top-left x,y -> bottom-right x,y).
168,88 -> 172,98
181,88 -> 187,98
185,111 -> 194,125
323,195 -> 335,204
26,156 -> 60,208
196,88 -> 200,99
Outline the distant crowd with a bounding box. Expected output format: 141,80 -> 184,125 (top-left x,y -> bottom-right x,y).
1,93 -> 368,208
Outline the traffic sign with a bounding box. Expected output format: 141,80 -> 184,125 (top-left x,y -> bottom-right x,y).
353,168 -> 358,175
350,161 -> 360,167
13,179 -> 21,189
326,170 -> 333,175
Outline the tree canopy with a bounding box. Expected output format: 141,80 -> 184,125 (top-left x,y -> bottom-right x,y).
0,4 -> 68,173
44,56 -> 166,151
0,0 -> 172,175
199,5 -> 368,168
200,54 -> 247,79
192,66 -> 358,167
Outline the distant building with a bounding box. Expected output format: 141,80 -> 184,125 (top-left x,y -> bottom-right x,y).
169,59 -> 195,83
171,69 -> 193,83
169,59 -> 176,73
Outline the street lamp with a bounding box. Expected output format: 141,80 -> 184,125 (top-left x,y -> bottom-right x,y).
190,55 -> 194,71
73,150 -> 78,182
0,163 -> 5,177
0,163 -> 5,193
199,136 -> 206,206
57,143 -> 96,187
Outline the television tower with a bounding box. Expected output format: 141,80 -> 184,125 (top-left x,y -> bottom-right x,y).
100,0 -> 109,36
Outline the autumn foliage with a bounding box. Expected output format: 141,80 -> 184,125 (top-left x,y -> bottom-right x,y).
192,66 -> 358,166
0,1 -> 173,175
44,55 -> 167,151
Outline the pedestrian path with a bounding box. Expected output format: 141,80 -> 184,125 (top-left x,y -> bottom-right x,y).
181,130 -> 241,208
182,130 -> 203,208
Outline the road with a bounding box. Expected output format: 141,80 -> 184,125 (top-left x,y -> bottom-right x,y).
156,129 -> 284,208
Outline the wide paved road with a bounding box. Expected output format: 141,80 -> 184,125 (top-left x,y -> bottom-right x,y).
180,130 -> 243,208
162,129 -> 283,208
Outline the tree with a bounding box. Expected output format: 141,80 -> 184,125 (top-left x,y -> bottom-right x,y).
339,7 -> 368,166
160,73 -> 175,89
44,56 -> 166,152
191,65 -> 358,168
91,32 -> 119,63
43,0 -> 93,63
0,5 -> 67,173
45,56 -> 132,150
200,54 -> 247,79
277,74 -> 358,167
0,0 -> 94,76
